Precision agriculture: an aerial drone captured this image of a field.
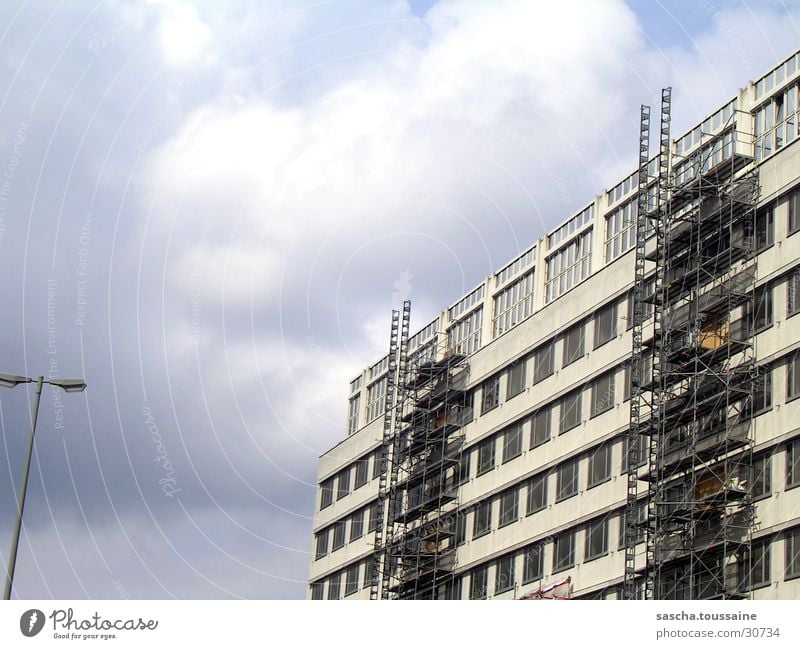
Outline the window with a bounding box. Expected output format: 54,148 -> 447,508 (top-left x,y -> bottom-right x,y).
473,500 -> 492,538
327,572 -> 341,600
756,207 -> 774,251
788,352 -> 800,401
448,307 -> 483,356
545,230 -> 593,302
454,511 -> 467,546
562,324 -> 584,367
315,529 -> 329,560
499,489 -> 519,528
605,200 -> 637,261
530,407 -> 551,448
747,285 -> 773,334
332,520 -> 346,551
526,473 -> 548,514
750,540 -> 771,589
623,363 -> 631,401
364,557 -> 377,588
788,270 -> 800,316
366,377 -> 387,422
368,501 -> 380,533
336,468 -> 350,500
585,518 -> 608,561
588,444 -> 611,488
372,449 -> 383,479
493,270 -> 535,337
752,454 -> 772,500
750,366 -> 772,416
591,372 -> 615,417
548,204 -> 593,248
345,564 -> 360,596
786,527 -> 800,579
477,437 -> 496,476
354,456 -> 369,489
557,458 -> 579,501
350,509 -> 364,541
495,554 -> 515,594
533,341 -> 554,384
523,544 -> 544,583
310,581 -> 324,600
347,395 -> 360,434
481,375 -> 500,414
559,390 -> 582,433
506,359 -> 527,399
553,531 -> 576,572
470,565 -> 488,599
789,190 -> 800,235
594,302 -> 617,348
320,478 -> 334,510
788,439 -> 800,488
502,423 -> 523,463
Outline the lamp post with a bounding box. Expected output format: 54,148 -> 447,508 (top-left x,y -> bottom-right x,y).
0,372 -> 86,600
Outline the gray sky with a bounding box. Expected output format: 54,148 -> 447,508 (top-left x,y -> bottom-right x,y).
0,0 -> 798,599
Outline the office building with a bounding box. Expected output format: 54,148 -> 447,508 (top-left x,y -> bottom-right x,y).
308,48 -> 800,600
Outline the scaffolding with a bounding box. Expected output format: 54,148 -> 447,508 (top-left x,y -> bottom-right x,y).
373,307 -> 471,599
627,90 -> 760,599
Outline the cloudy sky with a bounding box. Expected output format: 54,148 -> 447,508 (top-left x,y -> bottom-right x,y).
0,0 -> 798,599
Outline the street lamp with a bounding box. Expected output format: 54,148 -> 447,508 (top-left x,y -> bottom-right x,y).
0,372 -> 86,600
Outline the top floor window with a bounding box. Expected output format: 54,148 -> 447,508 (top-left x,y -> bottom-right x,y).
545,230 -> 593,303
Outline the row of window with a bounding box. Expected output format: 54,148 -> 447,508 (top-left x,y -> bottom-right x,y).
319,450 -> 382,510
315,501 -> 380,560
313,434 -> 800,594
310,557 -> 376,599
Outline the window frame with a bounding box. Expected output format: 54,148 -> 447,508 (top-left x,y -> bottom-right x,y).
788,439 -> 800,489
336,468 -> 351,500
561,323 -> 585,367
788,269 -> 800,317
530,407 -> 551,448
752,453 -> 772,501
476,437 -> 496,476
499,488 -> 519,528
473,500 -> 492,539
588,443 -> 612,488
315,528 -> 329,560
354,455 -> 369,489
320,478 -> 334,510
593,302 -> 617,349
350,509 -> 364,542
470,565 -> 488,599
344,564 -> 360,596
559,389 -> 582,434
788,352 -> 800,402
585,518 -> 609,561
332,520 -> 346,551
526,473 -> 548,515
506,358 -> 527,399
502,422 -> 523,463
533,341 -> 554,384
591,372 -> 615,418
556,458 -> 579,502
495,554 -> 515,595
522,544 -> 544,584
481,374 -> 501,414
785,527 -> 800,580
553,531 -> 576,573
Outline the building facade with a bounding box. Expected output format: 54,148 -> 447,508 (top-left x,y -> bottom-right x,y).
308,49 -> 800,600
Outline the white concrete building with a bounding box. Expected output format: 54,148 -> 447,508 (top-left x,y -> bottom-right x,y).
308,49 -> 800,600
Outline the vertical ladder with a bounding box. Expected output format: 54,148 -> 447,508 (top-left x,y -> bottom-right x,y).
370,300 -> 411,600
380,301 -> 411,599
625,102 -> 651,600
370,308 -> 400,600
648,87 -> 671,601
